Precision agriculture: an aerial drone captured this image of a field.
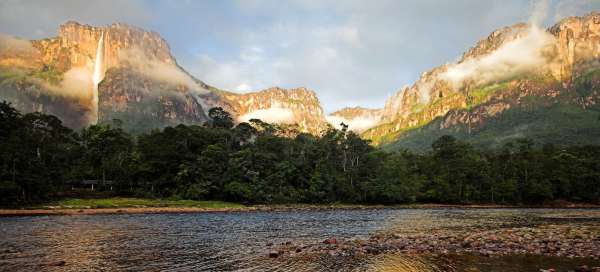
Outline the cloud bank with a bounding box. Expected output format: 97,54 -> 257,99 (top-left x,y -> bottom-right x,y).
439,0 -> 557,90
2,0 -> 600,112
326,115 -> 381,132
34,68 -> 93,101
0,34 -> 36,54
238,104 -> 295,124
118,48 -> 203,92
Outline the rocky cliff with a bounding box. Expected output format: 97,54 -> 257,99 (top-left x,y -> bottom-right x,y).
364,12 -> 600,150
3,13 -> 600,143
0,21 -> 328,133
327,107 -> 382,133
207,87 -> 326,134
0,21 -> 206,128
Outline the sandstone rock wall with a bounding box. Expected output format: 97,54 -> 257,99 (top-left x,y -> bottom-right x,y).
366,12 -> 600,144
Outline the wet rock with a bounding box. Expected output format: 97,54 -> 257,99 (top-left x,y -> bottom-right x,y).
323,238 -> 337,245
268,251 -> 279,258
47,260 -> 66,266
576,265 -> 590,272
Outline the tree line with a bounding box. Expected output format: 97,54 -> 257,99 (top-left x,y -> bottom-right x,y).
1,100 -> 599,206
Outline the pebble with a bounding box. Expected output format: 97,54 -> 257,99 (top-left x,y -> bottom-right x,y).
47,260 -> 66,266
268,251 -> 279,258
323,238 -> 337,245
265,219 -> 600,271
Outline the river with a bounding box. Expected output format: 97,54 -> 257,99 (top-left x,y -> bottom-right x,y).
1,208 -> 599,271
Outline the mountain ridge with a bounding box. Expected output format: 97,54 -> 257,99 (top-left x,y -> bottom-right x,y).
1,13 -> 600,147
0,21 -> 328,133
361,11 -> 600,150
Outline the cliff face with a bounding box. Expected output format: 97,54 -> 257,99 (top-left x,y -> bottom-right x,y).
0,21 -> 203,129
366,12 -> 600,149
327,107 -> 382,133
31,21 -> 175,73
3,13 -> 599,141
0,21 -> 327,133
98,68 -> 207,132
217,87 -> 327,134
548,13 -> 600,82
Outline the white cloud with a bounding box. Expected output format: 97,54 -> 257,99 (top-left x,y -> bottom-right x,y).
553,0 -> 600,22
0,33 -> 36,54
238,104 -> 295,124
440,1 -> 557,90
39,67 -> 94,99
118,47 -> 206,94
235,83 -> 252,92
326,115 -> 380,132
0,0 -> 150,38
183,1 -> 548,111
240,46 -> 264,63
4,0 -> 598,113
188,54 -> 282,93
529,0 -> 550,27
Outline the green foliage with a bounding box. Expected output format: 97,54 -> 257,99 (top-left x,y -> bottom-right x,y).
0,69 -> 28,86
387,103 -> 600,152
29,64 -> 63,85
468,82 -> 509,107
208,107 -> 234,129
1,102 -> 599,206
0,101 -> 77,205
574,68 -> 600,97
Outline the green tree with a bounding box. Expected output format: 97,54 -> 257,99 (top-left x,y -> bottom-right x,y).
209,107 -> 234,129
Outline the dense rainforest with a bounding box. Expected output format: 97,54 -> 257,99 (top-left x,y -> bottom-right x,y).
1,100 -> 599,207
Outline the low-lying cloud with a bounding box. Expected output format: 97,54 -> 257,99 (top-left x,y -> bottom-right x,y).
39,67 -> 94,100
238,104 -> 295,124
440,26 -> 555,89
439,0 -> 556,90
0,33 -> 36,54
326,115 -> 381,132
118,47 -> 205,93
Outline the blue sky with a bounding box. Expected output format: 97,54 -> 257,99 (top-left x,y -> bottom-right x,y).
1,0 -> 599,112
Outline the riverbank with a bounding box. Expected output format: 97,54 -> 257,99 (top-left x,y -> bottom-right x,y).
263,209 -> 600,271
0,198 -> 249,216
1,207 -> 600,271
1,197 -> 599,217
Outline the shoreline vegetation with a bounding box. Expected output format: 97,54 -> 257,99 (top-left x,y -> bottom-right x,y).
1,197 -> 599,217
2,102 -> 600,212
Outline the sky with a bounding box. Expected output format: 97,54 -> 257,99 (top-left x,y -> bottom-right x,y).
1,0 -> 599,113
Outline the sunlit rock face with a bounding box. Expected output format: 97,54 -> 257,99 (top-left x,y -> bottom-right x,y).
38,21 -> 175,73
0,21 -> 205,129
214,87 -> 328,134
327,107 -> 382,133
98,68 -> 208,133
549,12 -> 600,81
364,12 -> 600,149
0,22 -> 331,133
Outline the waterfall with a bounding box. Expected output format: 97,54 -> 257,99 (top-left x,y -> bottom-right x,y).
91,32 -> 105,124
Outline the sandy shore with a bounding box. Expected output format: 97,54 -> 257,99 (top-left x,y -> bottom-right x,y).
0,206 -> 259,217
1,203 -> 598,217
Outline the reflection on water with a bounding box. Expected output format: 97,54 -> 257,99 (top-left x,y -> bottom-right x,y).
0,210 -> 398,271
0,209 -> 599,271
363,254 -> 439,272
363,253 -> 600,272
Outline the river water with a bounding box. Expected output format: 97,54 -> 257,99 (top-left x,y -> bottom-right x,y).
0,209 -> 599,271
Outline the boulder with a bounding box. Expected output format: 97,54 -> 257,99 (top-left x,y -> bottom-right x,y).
323,238 -> 337,245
